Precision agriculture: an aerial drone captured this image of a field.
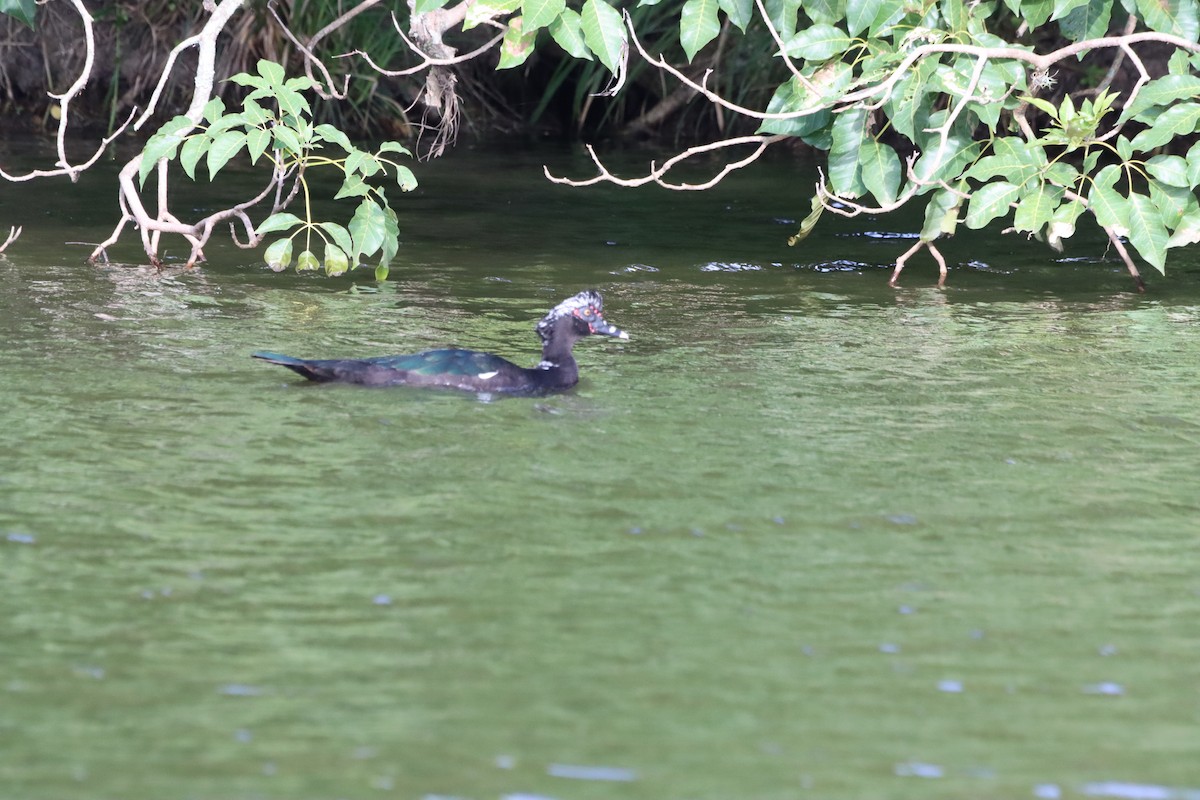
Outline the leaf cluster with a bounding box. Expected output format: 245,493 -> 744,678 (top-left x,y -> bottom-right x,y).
140,59 -> 418,280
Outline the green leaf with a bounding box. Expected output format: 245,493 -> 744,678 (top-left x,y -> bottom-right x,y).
346,149 -> 383,177
803,0 -> 843,24
317,222 -> 355,257
549,8 -> 592,58
284,75 -> 317,93
1088,164 -> 1129,234
1137,0 -> 1199,39
324,244 -> 350,277
296,249 -> 320,272
263,237 -> 293,271
766,0 -> 801,38
138,121 -> 190,186
965,181 -> 1020,228
966,136 -> 1048,185
1058,0 -> 1112,41
1023,96 -> 1061,119
1146,154 -> 1190,187
349,198 -> 388,261
1051,0 -> 1093,20
681,0 -> 721,61
1127,192 -> 1168,273
717,0 -> 753,29
202,96 -> 226,125
0,0 -> 37,29
846,0 -> 881,35
1167,208 -> 1200,247
256,212 -> 305,236
497,16 -> 538,69
828,107 -> 868,197
335,174 -> 371,200
464,0 -> 520,29
273,125 -> 304,156
246,127 -> 271,164
523,0 -> 565,29
941,0 -> 970,31
206,112 -> 248,137
242,98 -> 272,126
1116,135 -> 1134,161
1013,182 -> 1064,233
1047,198 -> 1086,250
1129,102 -> 1200,152
756,64 -> 851,135
394,165 -> 418,191
782,24 -> 852,60
884,57 -> 936,140
861,141 -> 902,204
1149,178 -> 1193,229
380,207 -> 401,271
275,89 -> 311,120
256,59 -> 286,89
414,0 -> 451,12
1043,161 -> 1080,188
179,135 -> 208,181
787,193 -> 826,245
206,130 -> 246,179
1120,74 -> 1200,123
375,264 -> 390,281
314,123 -> 354,153
1186,140 -> 1200,186
1020,0 -> 1056,26
920,188 -> 964,241
228,72 -> 268,91
581,0 -> 626,74
377,141 -> 412,158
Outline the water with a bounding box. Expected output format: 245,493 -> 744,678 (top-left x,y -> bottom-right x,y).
2,139 -> 1200,799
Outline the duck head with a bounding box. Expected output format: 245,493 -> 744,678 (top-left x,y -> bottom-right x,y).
536,290 -> 629,345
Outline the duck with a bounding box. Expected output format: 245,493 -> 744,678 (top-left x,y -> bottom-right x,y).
252,290 -> 628,396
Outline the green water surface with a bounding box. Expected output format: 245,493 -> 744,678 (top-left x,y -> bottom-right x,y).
1,142 -> 1199,799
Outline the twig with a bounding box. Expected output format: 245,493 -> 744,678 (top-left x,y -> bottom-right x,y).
890,240 -> 948,288
544,135 -> 785,191
342,12 -> 505,77
752,0 -> 816,92
0,0 -> 135,183
0,226 -> 21,254
1103,226 -> 1146,292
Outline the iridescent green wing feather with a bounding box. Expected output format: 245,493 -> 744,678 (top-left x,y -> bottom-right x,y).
365,349 -> 518,376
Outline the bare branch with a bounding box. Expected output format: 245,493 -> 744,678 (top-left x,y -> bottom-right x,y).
91,0 -> 250,267
889,240 -> 948,288
343,11 -> 505,77
0,226 -> 21,254
0,0 -> 136,183
1103,226 -> 1146,293
545,135 -> 785,191
752,0 -> 816,92
266,0 -> 385,100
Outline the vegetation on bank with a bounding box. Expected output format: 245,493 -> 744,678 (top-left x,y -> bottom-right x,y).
2,0 -> 1200,287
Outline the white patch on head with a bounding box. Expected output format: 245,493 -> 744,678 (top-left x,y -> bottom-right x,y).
476,371 -> 499,380
537,290 -> 605,342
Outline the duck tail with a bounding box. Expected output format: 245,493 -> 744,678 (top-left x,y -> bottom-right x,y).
252,351 -> 328,381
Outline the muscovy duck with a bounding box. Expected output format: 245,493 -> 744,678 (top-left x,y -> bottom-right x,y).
252,290 -> 628,395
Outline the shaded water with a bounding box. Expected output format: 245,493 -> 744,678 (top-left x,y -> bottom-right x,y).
2,140 -> 1200,799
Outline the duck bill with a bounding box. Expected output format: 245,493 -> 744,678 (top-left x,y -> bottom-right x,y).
591,319 -> 630,340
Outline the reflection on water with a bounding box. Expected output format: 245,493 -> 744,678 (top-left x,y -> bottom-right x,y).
3,142 -> 1200,799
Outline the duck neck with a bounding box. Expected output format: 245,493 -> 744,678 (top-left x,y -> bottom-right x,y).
536,330 -> 580,386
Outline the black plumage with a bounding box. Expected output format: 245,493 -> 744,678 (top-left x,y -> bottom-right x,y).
253,290 -> 628,396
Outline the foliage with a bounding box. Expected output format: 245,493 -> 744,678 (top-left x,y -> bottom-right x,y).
442,0 -> 1200,284
141,59 -> 417,280
0,0 -> 35,29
